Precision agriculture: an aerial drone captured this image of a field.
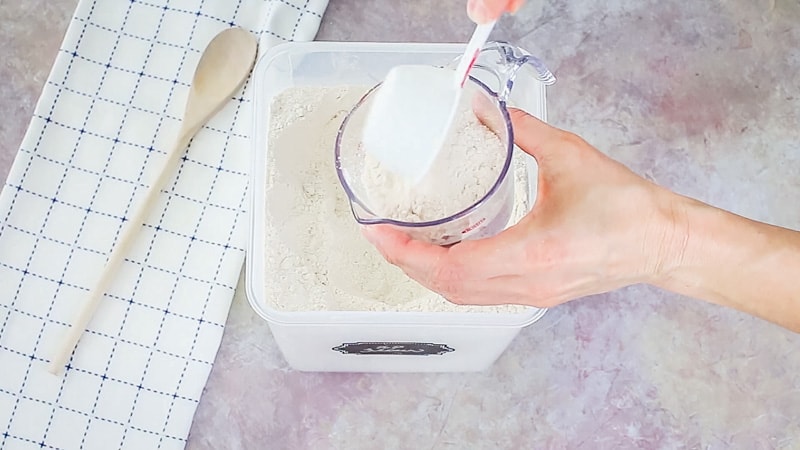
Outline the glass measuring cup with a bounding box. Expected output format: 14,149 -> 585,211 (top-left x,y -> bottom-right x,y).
335,41 -> 556,246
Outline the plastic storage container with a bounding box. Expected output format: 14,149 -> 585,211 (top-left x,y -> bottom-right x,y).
247,41 -> 553,372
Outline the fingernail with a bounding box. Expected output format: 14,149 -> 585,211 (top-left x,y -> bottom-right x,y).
467,1 -> 491,24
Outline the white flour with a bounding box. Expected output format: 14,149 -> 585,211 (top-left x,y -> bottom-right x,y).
263,86 -> 532,313
361,100 -> 506,222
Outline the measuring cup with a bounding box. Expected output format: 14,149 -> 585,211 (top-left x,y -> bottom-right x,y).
334,41 -> 556,246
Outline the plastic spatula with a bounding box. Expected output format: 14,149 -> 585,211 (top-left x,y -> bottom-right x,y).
361,21 -> 496,184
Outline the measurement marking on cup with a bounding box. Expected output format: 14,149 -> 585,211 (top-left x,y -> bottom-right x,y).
462,217 -> 487,234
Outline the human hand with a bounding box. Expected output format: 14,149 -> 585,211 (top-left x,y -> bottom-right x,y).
362,109 -> 685,308
467,0 -> 525,23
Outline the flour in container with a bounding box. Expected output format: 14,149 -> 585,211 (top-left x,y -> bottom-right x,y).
263,86 -> 533,313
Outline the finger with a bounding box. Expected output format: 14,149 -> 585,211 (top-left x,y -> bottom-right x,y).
508,0 -> 525,14
443,274 -> 536,307
361,224 -> 446,275
467,0 -> 511,23
363,222 -> 529,298
446,226 -> 528,279
507,108 -> 564,159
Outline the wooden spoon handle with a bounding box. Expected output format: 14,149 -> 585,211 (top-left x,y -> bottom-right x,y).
47,127 -> 194,375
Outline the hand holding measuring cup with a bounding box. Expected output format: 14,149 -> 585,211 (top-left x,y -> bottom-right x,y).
363,109 -> 800,334
362,109 -> 682,309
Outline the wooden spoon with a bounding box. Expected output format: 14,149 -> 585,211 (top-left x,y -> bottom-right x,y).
48,27 -> 258,375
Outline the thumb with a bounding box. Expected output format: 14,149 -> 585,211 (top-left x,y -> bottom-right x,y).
508,108 -> 563,161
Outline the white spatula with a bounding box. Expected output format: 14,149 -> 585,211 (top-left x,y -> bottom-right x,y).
361,21 -> 496,184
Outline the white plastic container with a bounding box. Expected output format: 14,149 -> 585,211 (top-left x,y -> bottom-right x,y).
246,41 -> 553,372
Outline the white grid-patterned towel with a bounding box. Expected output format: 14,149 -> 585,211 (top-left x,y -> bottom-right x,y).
0,0 -> 328,448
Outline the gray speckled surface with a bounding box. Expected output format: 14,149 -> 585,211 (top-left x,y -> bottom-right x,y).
1,0 -> 79,185
2,0 -> 799,448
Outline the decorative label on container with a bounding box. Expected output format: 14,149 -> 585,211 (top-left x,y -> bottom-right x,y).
332,342 -> 454,356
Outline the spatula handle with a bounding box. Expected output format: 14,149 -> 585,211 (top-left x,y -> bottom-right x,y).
454,20 -> 497,89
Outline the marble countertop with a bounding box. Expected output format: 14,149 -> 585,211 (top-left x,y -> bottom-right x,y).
2,0 -> 799,448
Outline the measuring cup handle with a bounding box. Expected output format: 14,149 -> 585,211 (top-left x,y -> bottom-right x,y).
489,41 -> 556,102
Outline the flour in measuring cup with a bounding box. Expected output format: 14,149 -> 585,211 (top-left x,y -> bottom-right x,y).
361,104 -> 506,222
264,86 -> 530,313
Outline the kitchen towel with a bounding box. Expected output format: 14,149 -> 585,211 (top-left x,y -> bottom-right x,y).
0,0 -> 328,448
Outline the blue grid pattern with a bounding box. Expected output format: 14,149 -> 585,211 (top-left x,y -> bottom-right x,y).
0,0 -> 328,448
